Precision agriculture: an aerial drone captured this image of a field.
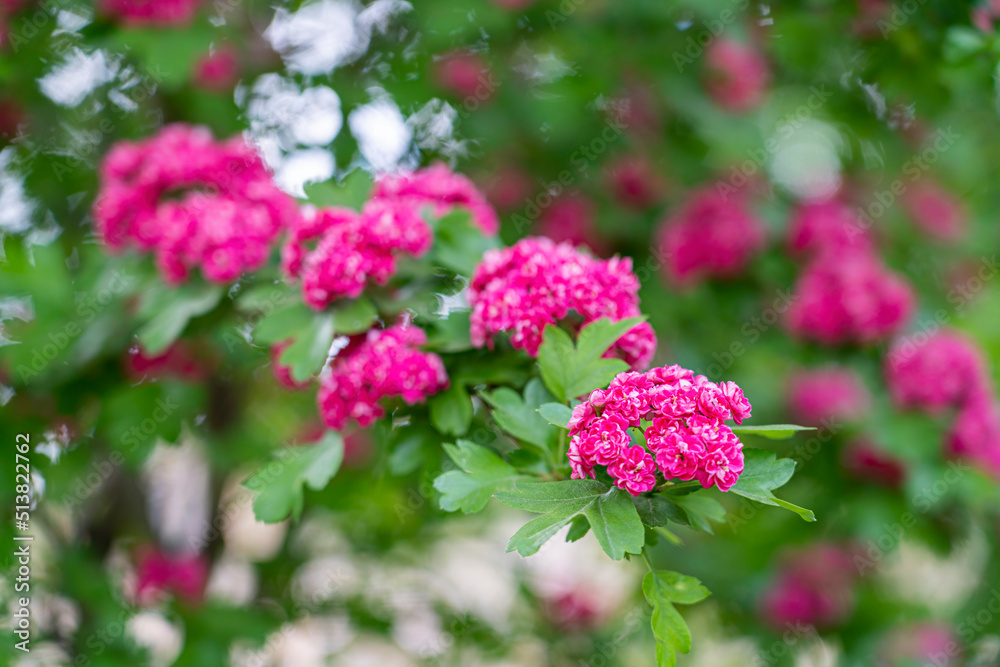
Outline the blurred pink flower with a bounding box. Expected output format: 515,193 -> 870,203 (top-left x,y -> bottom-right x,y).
901,181 -> 967,243
433,51 -> 493,102
193,46 -> 239,92
135,548 -> 208,606
536,192 -> 608,256
761,543 -> 857,630
878,621 -> 961,666
885,330 -> 989,413
788,367 -> 870,425
604,155 -> 665,210
100,0 -> 202,26
841,438 -> 906,488
126,342 -> 211,383
787,198 -> 874,258
657,188 -> 766,285
704,38 -> 770,113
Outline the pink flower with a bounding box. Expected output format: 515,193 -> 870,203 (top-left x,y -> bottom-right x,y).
317,324 -> 449,430
371,162 -> 499,235
787,199 -> 873,258
785,253 -> 915,345
885,330 -> 988,413
719,381 -> 752,424
704,38 -> 770,113
468,237 -> 657,370
193,46 -> 239,92
879,622 -> 961,667
135,548 -> 208,606
760,543 -> 857,630
607,445 -> 657,495
126,342 -> 211,382
604,155 -> 664,210
946,395 -> 1000,477
282,200 -> 434,310
536,192 -> 608,256
480,165 -> 533,213
901,181 -> 967,243
788,367 -> 869,425
94,124 -> 296,284
841,438 -> 906,488
100,0 -> 202,26
657,187 -> 766,285
566,365 -> 751,495
434,51 -> 493,101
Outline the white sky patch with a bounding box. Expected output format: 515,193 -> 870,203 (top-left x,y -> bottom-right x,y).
0,147 -> 35,235
38,48 -> 117,108
348,97 -> 413,173
276,149 -> 335,198
769,119 -> 843,201
265,0 -> 368,76
246,74 -> 343,149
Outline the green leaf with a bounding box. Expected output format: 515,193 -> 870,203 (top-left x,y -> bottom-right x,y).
426,310 -> 474,352
633,495 -> 688,528
730,424 -> 815,440
670,492 -> 726,534
537,325 -> 577,401
537,317 -> 646,401
431,209 -> 502,276
480,379 -> 557,450
303,169 -> 373,209
538,402 -> 574,429
434,440 -> 524,513
332,297 -> 379,334
245,432 -> 345,523
495,480 -> 644,559
731,449 -> 815,522
429,383 -> 473,436
566,515 -> 590,542
643,570 -> 711,667
252,302 -> 316,345
278,313 -> 336,382
136,283 -> 224,354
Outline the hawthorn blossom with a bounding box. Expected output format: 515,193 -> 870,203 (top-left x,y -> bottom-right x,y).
468,237 -> 657,370
94,124 -> 296,284
885,330 -> 988,413
317,324 -> 448,431
788,367 -> 870,425
567,365 -> 750,495
703,38 -> 770,113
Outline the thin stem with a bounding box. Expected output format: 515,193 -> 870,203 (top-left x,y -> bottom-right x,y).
641,547 -> 655,572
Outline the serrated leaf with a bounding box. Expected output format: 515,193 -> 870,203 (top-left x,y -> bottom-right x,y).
566,515 -> 590,542
643,570 -> 711,667
538,402 -> 573,429
670,492 -> 726,534
252,302 -> 316,345
731,449 -> 815,522
481,379 -> 557,450
634,495 -> 688,528
730,424 -> 815,440
434,440 -> 524,513
537,317 -> 647,402
279,313 -> 336,382
429,383 -> 473,436
496,479 -> 644,559
245,432 -> 344,523
136,283 -> 224,354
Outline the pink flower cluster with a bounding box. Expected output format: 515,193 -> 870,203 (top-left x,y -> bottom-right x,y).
761,543 -> 857,631
135,548 -> 207,606
283,164 -> 498,310
94,124 -> 297,284
468,237 -> 657,370
657,188 -> 766,285
317,324 -> 448,431
785,198 -> 914,344
703,38 -> 770,113
282,202 -> 432,310
887,330 -> 1000,475
100,0 -> 202,26
788,367 -> 870,426
371,162 -> 499,235
566,365 -> 751,495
